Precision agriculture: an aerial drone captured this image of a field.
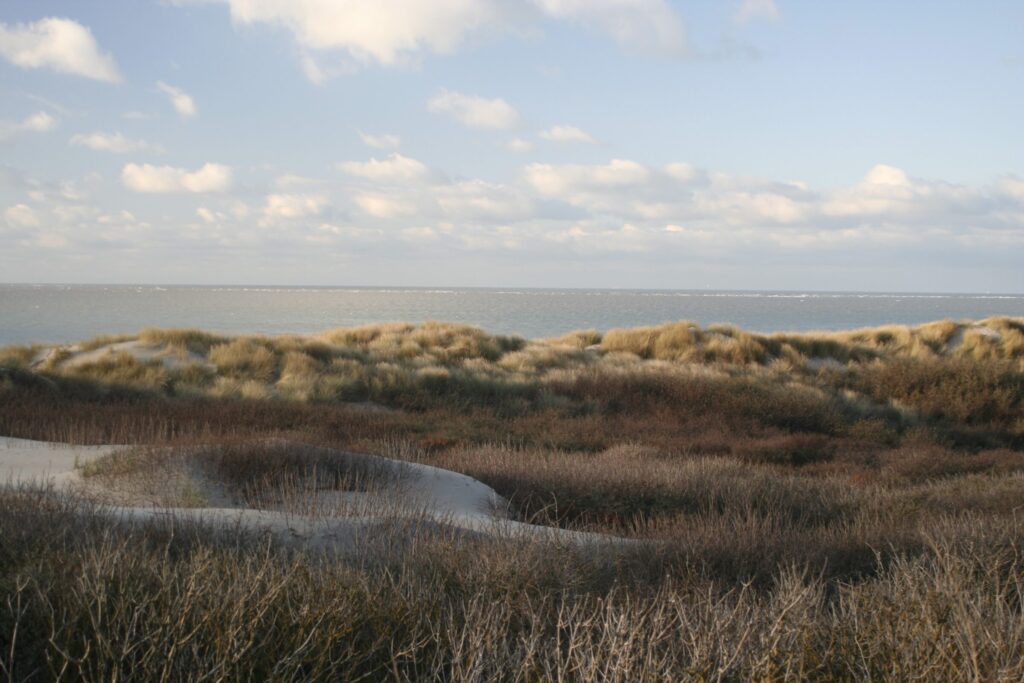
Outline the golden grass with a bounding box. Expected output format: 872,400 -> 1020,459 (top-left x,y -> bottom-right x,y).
138,327 -> 228,354
541,328 -> 602,348
65,352 -> 168,388
0,344 -> 39,370
209,338 -> 278,382
6,317 -> 1022,438
77,332 -> 136,351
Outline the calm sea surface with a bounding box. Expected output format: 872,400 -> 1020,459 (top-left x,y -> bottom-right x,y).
2,284 -> 1024,346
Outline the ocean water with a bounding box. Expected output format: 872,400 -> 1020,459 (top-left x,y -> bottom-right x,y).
1,284 -> 1023,346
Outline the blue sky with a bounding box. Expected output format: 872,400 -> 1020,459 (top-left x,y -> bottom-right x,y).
1,0 -> 1022,291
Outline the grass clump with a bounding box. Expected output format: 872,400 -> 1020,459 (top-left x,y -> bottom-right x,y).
139,327 -> 228,355
0,344 -> 38,370
65,352 -> 168,389
209,338 -> 279,382
322,321 -> 524,364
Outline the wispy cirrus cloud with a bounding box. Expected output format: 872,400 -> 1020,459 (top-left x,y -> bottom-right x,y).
539,125 -> 596,144
0,111 -> 57,141
156,81 -> 198,118
70,131 -> 162,154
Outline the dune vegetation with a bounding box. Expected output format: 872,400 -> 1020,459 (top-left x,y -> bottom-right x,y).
2,317 -> 1024,680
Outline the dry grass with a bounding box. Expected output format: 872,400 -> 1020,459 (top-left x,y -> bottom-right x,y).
209,337 -> 279,382
1,483 -> 1022,681
0,345 -> 38,370
78,440 -> 400,511
2,318 -> 1024,679
76,333 -> 136,352
64,352 -> 169,388
138,327 -> 228,355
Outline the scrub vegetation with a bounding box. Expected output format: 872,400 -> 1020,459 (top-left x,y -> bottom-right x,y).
1,317 -> 1023,680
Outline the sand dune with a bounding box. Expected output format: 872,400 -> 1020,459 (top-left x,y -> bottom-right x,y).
0,436 -> 629,550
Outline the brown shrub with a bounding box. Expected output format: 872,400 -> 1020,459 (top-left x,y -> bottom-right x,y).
736,433 -> 836,466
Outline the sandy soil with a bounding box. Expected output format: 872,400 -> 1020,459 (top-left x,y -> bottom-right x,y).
32,340 -> 210,371
0,437 -> 629,550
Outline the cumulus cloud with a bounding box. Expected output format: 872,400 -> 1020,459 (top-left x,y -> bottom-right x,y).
822,164 -> 970,218
0,111 -> 57,140
171,0 -> 687,77
518,160 -> 1024,253
358,131 -> 401,149
0,17 -> 121,82
735,0 -> 780,24
156,81 -> 198,117
121,163 -> 231,193
9,156 -> 1021,287
70,131 -> 162,154
263,193 -> 328,220
354,193 -> 416,218
428,89 -> 520,130
539,125 -> 596,144
337,153 -> 435,183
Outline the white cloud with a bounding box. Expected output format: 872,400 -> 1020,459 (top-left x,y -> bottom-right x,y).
533,0 -> 686,56
9,155 -> 1019,286
122,163 -> 231,193
156,81 -> 198,117
196,0 -> 512,67
665,162 -> 698,183
428,89 -> 520,130
506,137 -> 534,153
823,165 -> 933,217
539,125 -> 596,144
0,111 -> 57,140
70,131 -> 162,154
337,154 -> 434,183
4,204 -> 40,228
358,131 -> 401,149
354,193 -> 416,218
22,111 -> 57,133
174,0 -> 686,77
999,176 -> 1024,199
435,180 -> 534,220
735,0 -> 780,24
526,159 -> 650,197
263,193 -> 328,220
0,17 -> 121,82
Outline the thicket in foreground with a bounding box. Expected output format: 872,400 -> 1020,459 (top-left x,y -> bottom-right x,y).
1,486 -> 1023,682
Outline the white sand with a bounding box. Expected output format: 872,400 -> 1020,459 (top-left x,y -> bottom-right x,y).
0,437 -> 120,487
0,437 -> 630,549
34,340 -> 210,371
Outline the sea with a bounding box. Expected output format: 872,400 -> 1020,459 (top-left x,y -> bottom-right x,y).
2,284 -> 1024,347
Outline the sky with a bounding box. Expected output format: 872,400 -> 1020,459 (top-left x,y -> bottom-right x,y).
0,0 -> 1022,292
